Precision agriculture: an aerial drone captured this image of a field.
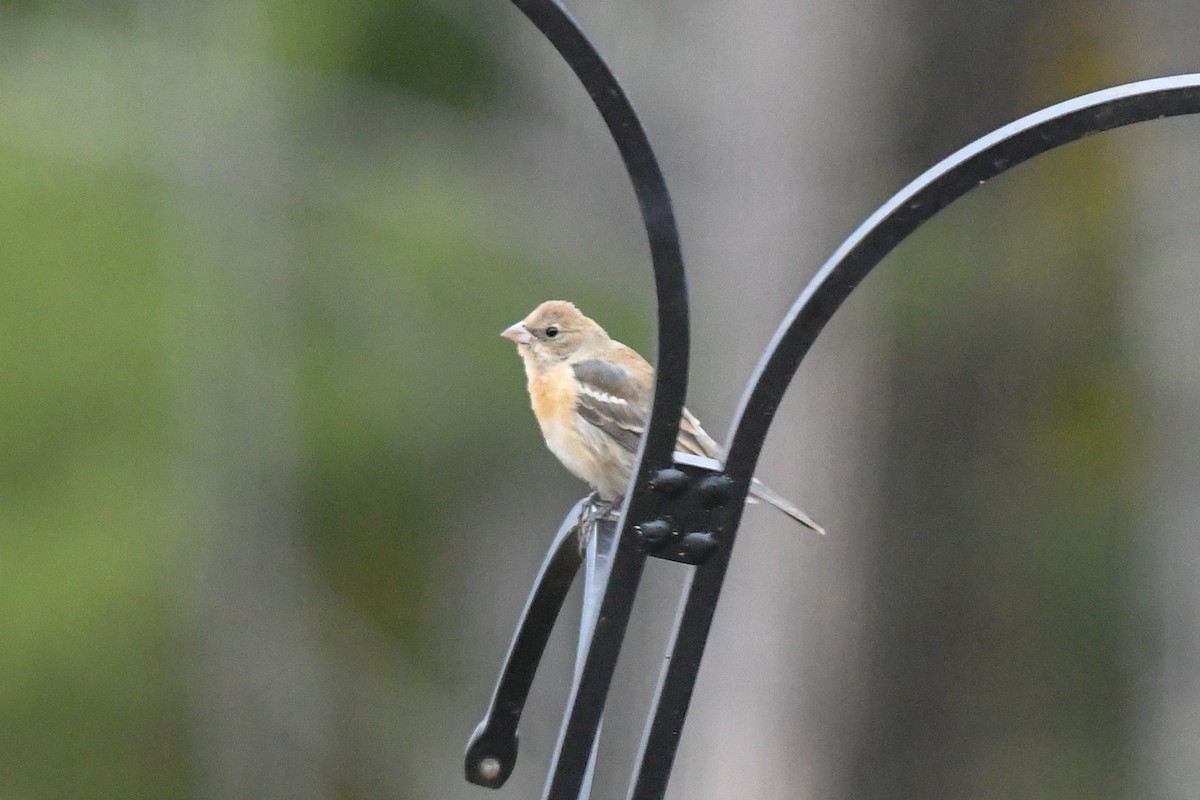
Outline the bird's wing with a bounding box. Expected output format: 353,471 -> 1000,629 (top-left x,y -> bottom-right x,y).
570,358 -> 652,454
572,357 -> 724,461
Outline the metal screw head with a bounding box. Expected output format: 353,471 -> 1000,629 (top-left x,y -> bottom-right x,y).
697,475 -> 734,508
650,468 -> 689,496
637,518 -> 674,549
679,531 -> 718,562
478,757 -> 502,782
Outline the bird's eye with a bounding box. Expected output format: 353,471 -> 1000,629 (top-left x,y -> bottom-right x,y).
545,326 -> 559,338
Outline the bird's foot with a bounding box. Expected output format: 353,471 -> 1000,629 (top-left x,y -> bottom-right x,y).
577,494 -> 622,551
583,494 -> 620,524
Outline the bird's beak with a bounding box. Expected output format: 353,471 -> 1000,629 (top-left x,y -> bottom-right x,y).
501,321 -> 533,344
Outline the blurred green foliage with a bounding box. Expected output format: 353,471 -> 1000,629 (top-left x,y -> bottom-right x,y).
0,2 -> 651,795
296,172 -> 576,650
0,150 -> 188,797
0,2 -> 537,796
269,0 -> 505,107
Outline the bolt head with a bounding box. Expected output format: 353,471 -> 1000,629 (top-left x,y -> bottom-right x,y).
637,518 -> 674,549
478,757 -> 502,782
679,531 -> 718,561
697,475 -> 734,507
650,468 -> 689,496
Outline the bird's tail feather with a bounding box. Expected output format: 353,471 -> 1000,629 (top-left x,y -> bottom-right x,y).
748,479 -> 825,535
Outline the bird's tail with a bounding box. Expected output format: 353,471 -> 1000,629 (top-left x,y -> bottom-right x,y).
748,478 -> 825,535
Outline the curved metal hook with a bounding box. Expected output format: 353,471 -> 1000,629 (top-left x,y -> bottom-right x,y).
510,0 -> 690,468
488,5 -> 1200,800
724,74 -> 1200,482
502,3 -> 693,797
629,73 -> 1200,800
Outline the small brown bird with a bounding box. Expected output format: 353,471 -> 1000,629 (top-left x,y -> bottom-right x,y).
501,300 -> 823,535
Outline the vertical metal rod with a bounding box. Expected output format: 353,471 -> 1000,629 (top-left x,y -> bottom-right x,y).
542,516 -> 645,800
626,541 -> 736,800
573,518 -> 619,798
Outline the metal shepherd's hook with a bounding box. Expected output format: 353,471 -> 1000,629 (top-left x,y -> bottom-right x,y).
464,0 -> 1200,796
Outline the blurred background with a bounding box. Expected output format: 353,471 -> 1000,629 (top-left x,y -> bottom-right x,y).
2,0 -> 1200,798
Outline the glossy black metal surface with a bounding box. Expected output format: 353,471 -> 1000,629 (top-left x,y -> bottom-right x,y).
468,3 -> 1200,796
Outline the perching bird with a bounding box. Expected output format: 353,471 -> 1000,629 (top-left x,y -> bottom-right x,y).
501,300 -> 824,535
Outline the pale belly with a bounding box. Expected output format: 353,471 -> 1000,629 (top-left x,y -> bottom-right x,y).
528,363 -> 633,499
537,401 -> 632,499
542,417 -> 599,485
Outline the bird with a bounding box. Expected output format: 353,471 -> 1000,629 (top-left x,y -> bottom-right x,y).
501,300 -> 824,535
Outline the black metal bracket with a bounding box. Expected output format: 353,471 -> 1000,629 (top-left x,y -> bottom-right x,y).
465,1 -> 1200,796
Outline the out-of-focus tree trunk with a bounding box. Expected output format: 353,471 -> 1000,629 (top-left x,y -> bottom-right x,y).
136,4 -> 333,798
1133,126 -> 1200,797
643,3 -> 899,799
851,3 -> 1140,798
1130,3 -> 1200,796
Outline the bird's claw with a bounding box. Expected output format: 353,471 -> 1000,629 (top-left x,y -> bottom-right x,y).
576,493 -> 621,552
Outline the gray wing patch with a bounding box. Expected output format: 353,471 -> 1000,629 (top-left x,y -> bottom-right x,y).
571,359 -> 649,453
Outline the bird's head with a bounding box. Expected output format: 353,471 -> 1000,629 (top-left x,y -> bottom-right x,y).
501,300 -> 609,366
